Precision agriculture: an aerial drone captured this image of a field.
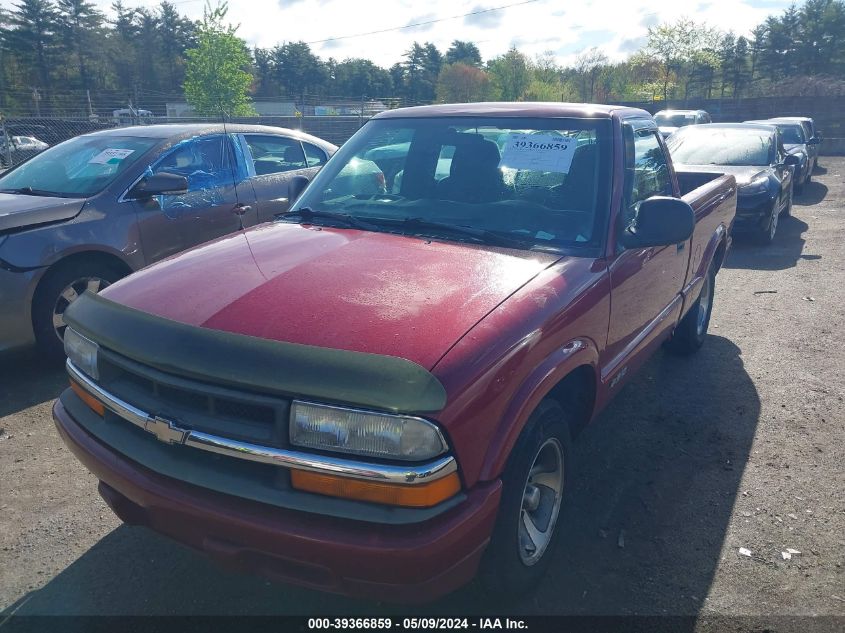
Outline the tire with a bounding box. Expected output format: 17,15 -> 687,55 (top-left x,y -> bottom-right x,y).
665,263 -> 715,356
780,185 -> 793,217
479,400 -> 572,598
32,259 -> 125,360
755,199 -> 780,245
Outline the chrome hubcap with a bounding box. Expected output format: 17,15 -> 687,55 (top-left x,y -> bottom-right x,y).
52,277 -> 109,342
696,274 -> 711,336
518,438 -> 564,566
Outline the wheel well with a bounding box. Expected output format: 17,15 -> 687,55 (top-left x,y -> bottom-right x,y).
33,251 -> 132,309
713,238 -> 727,272
545,364 -> 596,438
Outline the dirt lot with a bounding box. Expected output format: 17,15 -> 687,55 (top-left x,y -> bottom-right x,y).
1,160 -> 843,625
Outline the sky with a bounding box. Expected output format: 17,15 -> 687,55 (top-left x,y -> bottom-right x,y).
2,0 -> 795,67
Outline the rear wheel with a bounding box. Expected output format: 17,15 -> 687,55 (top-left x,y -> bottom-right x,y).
665,262 -> 715,356
479,400 -> 572,598
33,260 -> 124,360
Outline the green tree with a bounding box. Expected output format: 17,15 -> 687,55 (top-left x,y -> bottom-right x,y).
183,1 -> 255,116
488,46 -> 530,100
108,1 -> 138,96
272,41 -> 326,101
333,58 -> 393,97
157,1 -> 196,92
55,0 -> 104,92
8,0 -> 58,100
445,40 -> 482,67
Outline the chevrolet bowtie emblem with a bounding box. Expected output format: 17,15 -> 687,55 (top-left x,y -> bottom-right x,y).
143,415 -> 189,445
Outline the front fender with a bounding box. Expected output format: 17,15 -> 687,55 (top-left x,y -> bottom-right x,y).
477,338 -> 599,481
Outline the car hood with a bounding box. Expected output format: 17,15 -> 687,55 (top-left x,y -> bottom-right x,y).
0,193 -> 86,233
675,164 -> 769,186
102,222 -> 560,369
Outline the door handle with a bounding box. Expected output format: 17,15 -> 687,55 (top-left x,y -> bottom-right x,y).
232,203 -> 252,216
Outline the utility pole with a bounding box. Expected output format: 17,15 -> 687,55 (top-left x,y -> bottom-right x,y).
32,87 -> 41,117
86,90 -> 94,118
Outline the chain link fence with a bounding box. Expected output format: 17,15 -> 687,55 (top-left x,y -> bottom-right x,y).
0,113 -> 372,170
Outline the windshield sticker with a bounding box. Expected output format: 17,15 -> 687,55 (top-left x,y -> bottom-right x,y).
88,148 -> 135,165
499,133 -> 578,173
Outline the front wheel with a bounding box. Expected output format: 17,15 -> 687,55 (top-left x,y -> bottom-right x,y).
479,400 -> 572,598
665,263 -> 716,356
32,260 -> 124,360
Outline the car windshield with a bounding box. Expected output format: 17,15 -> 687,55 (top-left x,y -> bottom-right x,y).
290,116 -> 612,252
655,113 -> 696,128
776,124 -> 806,144
667,128 -> 774,166
0,134 -> 158,197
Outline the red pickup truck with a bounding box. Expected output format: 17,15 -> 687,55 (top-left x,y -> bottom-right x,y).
54,103 -> 737,602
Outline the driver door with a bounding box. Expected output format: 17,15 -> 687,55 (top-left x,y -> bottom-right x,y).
603,123 -> 689,384
131,134 -> 252,264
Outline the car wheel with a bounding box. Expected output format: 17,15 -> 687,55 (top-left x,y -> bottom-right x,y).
755,200 -> 779,245
479,400 -> 571,598
665,262 -> 716,356
33,260 -> 124,360
780,186 -> 793,217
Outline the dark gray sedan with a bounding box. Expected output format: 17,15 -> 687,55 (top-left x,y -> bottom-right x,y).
0,124 -> 337,357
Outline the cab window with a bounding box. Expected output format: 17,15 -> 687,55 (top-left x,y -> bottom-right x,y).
622,125 -> 673,228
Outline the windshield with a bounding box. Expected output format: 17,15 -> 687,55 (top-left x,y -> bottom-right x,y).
655,113 -> 696,128
0,134 -> 158,197
667,127 -> 774,166
290,117 -> 612,252
776,124 -> 806,145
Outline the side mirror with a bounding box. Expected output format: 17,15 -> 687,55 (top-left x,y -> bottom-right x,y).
620,196 -> 695,249
130,172 -> 188,198
808,136 -> 821,145
784,154 -> 801,167
288,175 -> 310,203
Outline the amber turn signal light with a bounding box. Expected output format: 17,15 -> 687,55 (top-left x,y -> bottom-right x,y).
69,379 -> 105,417
290,470 -> 461,508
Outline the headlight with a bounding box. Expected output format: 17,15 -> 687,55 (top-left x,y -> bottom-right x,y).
290,401 -> 448,461
64,327 -> 99,380
740,175 -> 769,195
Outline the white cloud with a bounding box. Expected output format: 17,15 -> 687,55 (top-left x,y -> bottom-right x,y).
51,0 -> 793,67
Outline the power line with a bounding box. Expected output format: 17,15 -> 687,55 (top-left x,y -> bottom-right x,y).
304,0 -> 544,45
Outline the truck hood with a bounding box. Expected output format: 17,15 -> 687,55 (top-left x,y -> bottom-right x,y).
102,222 -> 559,369
0,193 -> 86,233
675,164 -> 768,186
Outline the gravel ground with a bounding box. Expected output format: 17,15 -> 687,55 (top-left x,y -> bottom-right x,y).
1,159 -> 843,626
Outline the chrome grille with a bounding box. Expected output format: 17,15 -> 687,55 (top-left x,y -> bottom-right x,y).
96,348 -> 289,447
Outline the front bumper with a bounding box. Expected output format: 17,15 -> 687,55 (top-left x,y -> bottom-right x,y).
733,193 -> 775,233
53,397 -> 502,602
0,264 -> 40,352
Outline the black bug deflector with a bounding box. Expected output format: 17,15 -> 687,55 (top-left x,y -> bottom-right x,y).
63,292 -> 448,414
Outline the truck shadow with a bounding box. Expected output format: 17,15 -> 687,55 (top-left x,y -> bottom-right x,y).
724,215 -> 811,271
0,348 -> 66,418
3,336 -> 759,622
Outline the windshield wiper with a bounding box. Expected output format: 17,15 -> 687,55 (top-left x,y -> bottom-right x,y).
401,217 -> 530,249
0,187 -> 70,197
278,207 -> 382,232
